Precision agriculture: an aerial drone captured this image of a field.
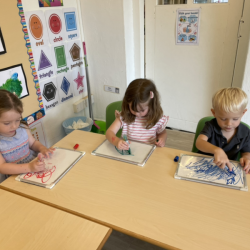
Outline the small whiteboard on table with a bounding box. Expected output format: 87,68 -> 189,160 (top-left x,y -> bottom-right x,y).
16,147 -> 85,189
174,154 -> 248,191
92,139 -> 156,167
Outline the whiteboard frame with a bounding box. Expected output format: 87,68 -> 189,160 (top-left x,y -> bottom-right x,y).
174,154 -> 248,191
91,139 -> 156,167
16,147 -> 85,189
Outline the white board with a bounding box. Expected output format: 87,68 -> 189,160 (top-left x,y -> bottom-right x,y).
16,147 -> 85,189
174,154 -> 248,191
92,139 -> 156,167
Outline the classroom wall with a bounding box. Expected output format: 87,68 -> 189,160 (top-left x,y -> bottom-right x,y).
22,0 -> 89,147
80,0 -> 144,121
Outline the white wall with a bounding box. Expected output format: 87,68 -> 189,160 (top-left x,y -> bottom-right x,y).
79,0 -> 144,121
22,0 -> 89,147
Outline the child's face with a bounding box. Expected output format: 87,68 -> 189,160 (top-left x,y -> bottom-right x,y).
0,110 -> 22,137
129,102 -> 149,118
211,108 -> 247,133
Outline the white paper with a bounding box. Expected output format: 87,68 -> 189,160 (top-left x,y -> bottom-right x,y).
33,46 -> 55,81
44,9 -> 67,44
93,139 -> 155,166
71,67 -> 87,97
177,155 -> 244,188
16,148 -> 83,187
63,8 -> 80,41
56,71 -> 74,104
40,77 -> 60,111
25,10 -> 49,48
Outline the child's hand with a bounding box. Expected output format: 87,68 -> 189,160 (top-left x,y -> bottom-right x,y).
29,159 -> 45,173
155,138 -> 165,147
116,139 -> 129,150
40,147 -> 55,159
214,148 -> 232,171
240,157 -> 250,174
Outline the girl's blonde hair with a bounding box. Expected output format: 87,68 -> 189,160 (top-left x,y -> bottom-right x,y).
212,87 -> 248,113
0,90 -> 26,126
121,79 -> 163,129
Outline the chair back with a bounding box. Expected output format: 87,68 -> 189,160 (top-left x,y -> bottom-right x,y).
106,101 -> 122,137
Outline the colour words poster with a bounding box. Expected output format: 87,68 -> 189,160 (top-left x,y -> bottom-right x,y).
44,9 -> 67,44
66,40 -> 84,70
52,43 -> 69,74
25,11 -> 49,48
71,66 -> 87,97
176,9 -> 200,45
33,46 -> 55,81
63,8 -> 79,41
0,64 -> 29,99
56,71 -> 74,104
40,77 -> 60,111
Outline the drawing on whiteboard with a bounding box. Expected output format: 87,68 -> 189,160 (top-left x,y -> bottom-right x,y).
184,157 -> 243,186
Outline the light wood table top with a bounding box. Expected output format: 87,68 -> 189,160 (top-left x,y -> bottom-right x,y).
0,188 -> 111,250
1,131 -> 250,250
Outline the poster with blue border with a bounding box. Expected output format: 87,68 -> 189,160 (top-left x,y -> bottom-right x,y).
176,9 -> 200,45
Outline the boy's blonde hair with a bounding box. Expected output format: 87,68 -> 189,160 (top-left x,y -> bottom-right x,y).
212,87 -> 248,113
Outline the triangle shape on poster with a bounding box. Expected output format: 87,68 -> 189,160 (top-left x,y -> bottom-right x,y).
38,50 -> 52,71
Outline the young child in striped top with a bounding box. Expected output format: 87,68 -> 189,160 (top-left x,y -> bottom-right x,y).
0,90 -> 54,183
106,79 -> 169,150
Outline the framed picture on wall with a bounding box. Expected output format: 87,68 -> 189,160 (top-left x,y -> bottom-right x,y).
0,64 -> 29,99
0,28 -> 6,55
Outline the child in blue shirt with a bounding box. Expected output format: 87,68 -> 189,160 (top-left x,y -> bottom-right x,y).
196,87 -> 250,174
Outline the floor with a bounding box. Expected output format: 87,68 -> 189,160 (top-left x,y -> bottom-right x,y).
102,129 -> 195,250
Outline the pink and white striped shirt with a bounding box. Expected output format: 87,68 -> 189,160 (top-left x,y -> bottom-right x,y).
120,115 -> 169,144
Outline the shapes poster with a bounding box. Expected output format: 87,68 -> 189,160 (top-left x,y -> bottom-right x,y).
0,28 -> 6,55
33,46 -> 55,81
25,11 -> 49,48
39,0 -> 63,7
44,9 -> 66,44
66,40 -> 84,70
71,67 -> 87,97
56,71 -> 74,104
176,9 -> 200,45
40,77 -> 59,111
63,8 -> 79,41
0,64 -> 29,99
52,43 -> 69,74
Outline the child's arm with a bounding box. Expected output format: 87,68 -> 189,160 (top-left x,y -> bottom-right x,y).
0,153 -> 45,175
155,129 -> 167,147
106,118 -> 129,150
27,129 -> 54,158
196,134 -> 232,171
240,152 -> 250,174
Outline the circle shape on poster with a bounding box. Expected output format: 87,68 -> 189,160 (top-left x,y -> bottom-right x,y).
49,14 -> 62,34
29,14 -> 43,40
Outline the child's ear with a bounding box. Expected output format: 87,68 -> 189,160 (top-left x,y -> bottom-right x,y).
211,109 -> 216,116
243,109 -> 247,115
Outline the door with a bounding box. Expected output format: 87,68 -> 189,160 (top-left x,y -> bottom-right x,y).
145,0 -> 244,132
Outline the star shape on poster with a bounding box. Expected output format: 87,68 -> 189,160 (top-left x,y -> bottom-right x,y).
74,72 -> 84,90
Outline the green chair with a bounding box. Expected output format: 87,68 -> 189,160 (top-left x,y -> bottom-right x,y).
106,101 -> 122,138
192,116 -> 250,160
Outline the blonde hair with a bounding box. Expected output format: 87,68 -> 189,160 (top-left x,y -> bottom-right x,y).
212,87 -> 248,113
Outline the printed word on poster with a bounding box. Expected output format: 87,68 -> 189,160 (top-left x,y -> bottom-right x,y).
176,9 -> 200,45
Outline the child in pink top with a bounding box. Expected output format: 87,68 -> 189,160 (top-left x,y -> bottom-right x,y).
106,79 -> 169,150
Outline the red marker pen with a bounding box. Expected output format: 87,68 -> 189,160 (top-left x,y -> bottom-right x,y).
73,144 -> 79,150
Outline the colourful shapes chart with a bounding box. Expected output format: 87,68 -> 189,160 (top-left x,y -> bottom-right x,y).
38,50 -> 52,70
29,14 -> 43,40
64,12 -> 77,31
49,14 -> 62,34
74,72 -> 84,90
54,45 -> 67,68
61,76 -> 70,95
70,43 -> 80,61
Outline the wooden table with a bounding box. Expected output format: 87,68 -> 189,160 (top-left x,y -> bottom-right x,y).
0,189 -> 111,250
1,131 -> 250,250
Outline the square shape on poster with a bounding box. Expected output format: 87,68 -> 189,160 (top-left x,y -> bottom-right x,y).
0,64 -> 29,98
64,12 -> 77,31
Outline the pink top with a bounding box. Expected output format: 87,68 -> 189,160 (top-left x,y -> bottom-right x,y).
120,115 -> 169,144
